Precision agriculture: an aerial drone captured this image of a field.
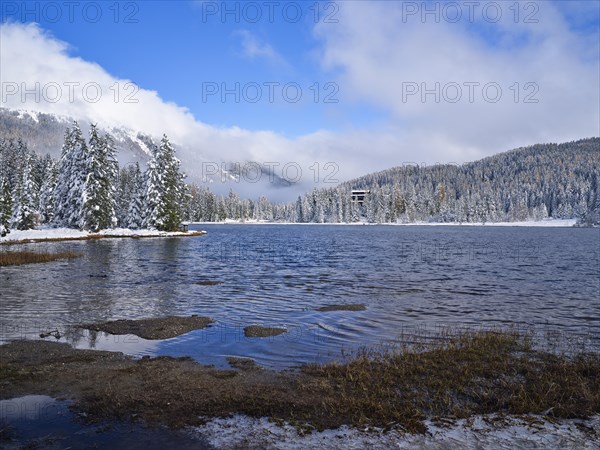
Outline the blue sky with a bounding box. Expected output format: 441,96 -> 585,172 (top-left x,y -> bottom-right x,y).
2,1 -> 388,137
1,1 -> 599,190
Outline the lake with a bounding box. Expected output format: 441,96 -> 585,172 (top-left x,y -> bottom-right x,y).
1,225 -> 599,368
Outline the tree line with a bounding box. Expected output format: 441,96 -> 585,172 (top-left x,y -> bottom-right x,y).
1,130 -> 598,237
0,123 -> 186,236
183,138 -> 600,226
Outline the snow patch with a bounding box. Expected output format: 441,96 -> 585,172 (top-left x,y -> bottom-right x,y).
134,135 -> 152,157
17,109 -> 39,123
1,228 -> 88,242
396,218 -> 578,227
0,227 -> 205,243
13,107 -> 71,124
189,414 -> 600,450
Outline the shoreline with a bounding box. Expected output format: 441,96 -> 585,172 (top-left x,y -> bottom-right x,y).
0,228 -> 207,245
186,218 -> 580,227
1,220 -> 583,246
2,395 -> 598,449
1,329 -> 598,436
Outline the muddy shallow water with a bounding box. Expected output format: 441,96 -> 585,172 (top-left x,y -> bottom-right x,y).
0,395 -> 207,449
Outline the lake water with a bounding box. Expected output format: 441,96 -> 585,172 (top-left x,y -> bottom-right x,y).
1,225 -> 599,368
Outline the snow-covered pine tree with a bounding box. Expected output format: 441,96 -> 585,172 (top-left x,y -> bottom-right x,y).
115,167 -> 132,227
11,152 -> 38,230
295,196 -> 304,223
5,140 -> 29,193
257,195 -> 272,221
53,123 -> 88,228
310,189 -> 324,223
204,188 -> 217,222
216,197 -> 227,221
81,125 -> 117,231
226,189 -> 240,219
0,177 -> 12,236
142,140 -> 162,229
38,159 -> 58,224
100,133 -> 118,229
185,184 -> 204,222
143,135 -> 186,231
52,127 -> 73,226
126,163 -> 145,229
32,154 -> 51,195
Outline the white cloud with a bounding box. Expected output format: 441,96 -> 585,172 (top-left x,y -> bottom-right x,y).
313,0 -> 599,157
0,23 -> 200,145
234,30 -> 289,68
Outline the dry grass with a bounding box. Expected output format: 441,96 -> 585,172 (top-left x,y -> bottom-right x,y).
227,357 -> 261,371
0,250 -> 81,266
302,330 -> 600,429
0,330 -> 598,433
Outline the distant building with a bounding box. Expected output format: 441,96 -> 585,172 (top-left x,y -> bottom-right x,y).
351,190 -> 370,206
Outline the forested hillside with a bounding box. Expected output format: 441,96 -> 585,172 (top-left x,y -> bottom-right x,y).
182,138 -> 600,226
336,139 -> 600,224
1,125 -> 598,236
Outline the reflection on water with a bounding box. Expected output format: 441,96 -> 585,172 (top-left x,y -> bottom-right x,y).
1,225 -> 599,368
66,327 -> 160,354
0,395 -> 206,449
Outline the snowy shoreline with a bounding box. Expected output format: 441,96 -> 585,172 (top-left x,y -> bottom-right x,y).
0,227 -> 207,244
192,413 -> 600,449
0,219 -> 583,244
186,218 -> 579,227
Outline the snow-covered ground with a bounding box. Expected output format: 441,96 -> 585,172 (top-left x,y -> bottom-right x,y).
186,218 -> 578,227
398,218 -> 579,227
0,227 -> 206,243
190,414 -> 600,450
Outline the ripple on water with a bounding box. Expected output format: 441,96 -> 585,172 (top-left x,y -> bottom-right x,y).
1,225 -> 599,365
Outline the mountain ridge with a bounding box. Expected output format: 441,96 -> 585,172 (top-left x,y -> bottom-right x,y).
342,138 -> 600,190
0,107 -> 154,166
0,107 -> 296,197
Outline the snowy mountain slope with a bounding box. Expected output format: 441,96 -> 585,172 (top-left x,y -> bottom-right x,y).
0,108 -> 153,167
0,108 -> 299,200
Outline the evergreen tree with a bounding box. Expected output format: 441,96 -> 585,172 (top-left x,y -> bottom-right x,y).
143,135 -> 186,231
53,123 -> 88,228
38,160 -> 58,224
0,177 -> 12,236
226,189 -> 241,219
126,163 -> 145,229
115,167 -> 133,227
295,196 -> 304,223
81,125 -> 117,231
257,195 -> 272,220
11,153 -> 38,230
